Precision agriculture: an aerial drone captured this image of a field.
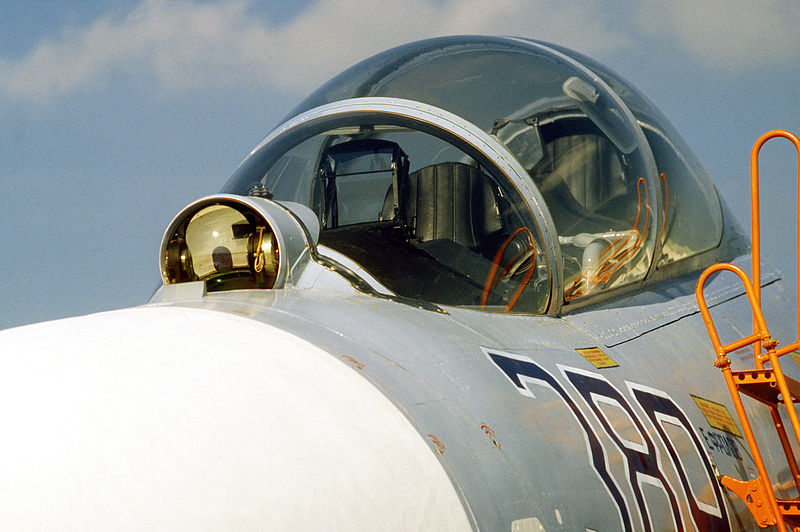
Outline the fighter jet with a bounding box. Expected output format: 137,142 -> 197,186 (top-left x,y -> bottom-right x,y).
1,35 -> 799,530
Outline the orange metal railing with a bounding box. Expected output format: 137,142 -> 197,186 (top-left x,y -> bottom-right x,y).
696,130 -> 800,530
750,131 -> 800,357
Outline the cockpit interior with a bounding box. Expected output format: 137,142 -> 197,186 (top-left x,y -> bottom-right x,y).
187,36 -> 729,315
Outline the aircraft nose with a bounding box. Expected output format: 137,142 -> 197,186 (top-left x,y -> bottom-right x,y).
0,306 -> 471,530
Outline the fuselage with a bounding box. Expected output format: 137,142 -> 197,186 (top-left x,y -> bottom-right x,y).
1,251 -> 792,530
1,35 -> 795,530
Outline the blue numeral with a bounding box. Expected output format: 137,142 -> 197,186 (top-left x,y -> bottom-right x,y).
485,348 -> 730,532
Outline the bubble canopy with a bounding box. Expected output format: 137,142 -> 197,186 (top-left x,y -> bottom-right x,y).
223,36 -> 723,314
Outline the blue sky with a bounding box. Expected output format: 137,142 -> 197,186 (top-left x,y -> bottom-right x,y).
1,0 -> 799,329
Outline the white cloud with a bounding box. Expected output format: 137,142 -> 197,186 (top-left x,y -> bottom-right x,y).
634,0 -> 800,70
0,0 -> 632,102
2,0 -> 794,102
258,0 -> 632,87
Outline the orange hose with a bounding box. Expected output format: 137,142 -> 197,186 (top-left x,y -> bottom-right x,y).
565,177 -> 650,300
481,227 -> 537,311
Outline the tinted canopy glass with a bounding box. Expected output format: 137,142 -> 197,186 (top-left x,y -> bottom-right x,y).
282,37 -> 661,303
224,37 -> 724,312
226,103 -> 551,313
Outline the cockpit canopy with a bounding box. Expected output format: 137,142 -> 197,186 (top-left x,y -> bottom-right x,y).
221,36 -> 725,314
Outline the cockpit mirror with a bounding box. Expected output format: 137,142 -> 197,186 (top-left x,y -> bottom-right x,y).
562,76 -> 638,155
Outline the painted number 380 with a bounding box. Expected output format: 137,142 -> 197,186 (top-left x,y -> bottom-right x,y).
484,348 -> 730,532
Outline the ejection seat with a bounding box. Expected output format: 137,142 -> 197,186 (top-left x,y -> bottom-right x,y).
316,142 -> 520,306
531,125 -> 647,299
381,161 -> 506,258
532,132 -> 628,236
378,160 -> 531,307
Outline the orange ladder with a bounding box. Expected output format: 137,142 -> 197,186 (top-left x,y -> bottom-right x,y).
696,130 -> 800,530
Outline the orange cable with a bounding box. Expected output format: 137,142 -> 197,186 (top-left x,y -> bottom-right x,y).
565,177 -> 649,300
481,227 -> 537,311
659,172 -> 669,243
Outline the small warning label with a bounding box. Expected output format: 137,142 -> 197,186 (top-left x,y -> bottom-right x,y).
692,395 -> 742,437
576,347 -> 619,369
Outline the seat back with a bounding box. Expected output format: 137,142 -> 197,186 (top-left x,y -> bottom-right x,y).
384,162 -> 503,249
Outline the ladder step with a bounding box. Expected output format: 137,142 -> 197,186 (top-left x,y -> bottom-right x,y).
779,499 -> 800,514
695,130 -> 800,532
732,369 -> 800,405
778,500 -> 800,529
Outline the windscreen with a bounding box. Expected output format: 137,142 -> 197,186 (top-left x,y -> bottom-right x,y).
288,37 -> 658,303
542,40 -> 724,267
225,114 -> 550,314
225,37 -> 727,312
